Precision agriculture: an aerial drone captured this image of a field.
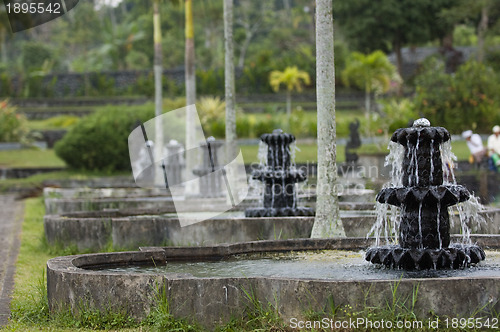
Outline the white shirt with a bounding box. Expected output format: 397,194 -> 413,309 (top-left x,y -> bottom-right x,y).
487,133 -> 500,155
466,134 -> 485,155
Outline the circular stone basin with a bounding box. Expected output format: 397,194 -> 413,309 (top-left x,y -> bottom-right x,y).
43,209 -> 376,251
47,237 -> 500,329
43,187 -> 375,214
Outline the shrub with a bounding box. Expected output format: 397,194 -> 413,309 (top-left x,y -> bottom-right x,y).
0,100 -> 31,143
197,69 -> 224,95
236,116 -> 251,138
55,98 -> 186,171
253,114 -> 278,137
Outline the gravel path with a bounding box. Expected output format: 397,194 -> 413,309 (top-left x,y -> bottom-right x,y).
0,195 -> 24,327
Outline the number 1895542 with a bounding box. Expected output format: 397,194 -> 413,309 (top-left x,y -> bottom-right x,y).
6,2 -> 61,14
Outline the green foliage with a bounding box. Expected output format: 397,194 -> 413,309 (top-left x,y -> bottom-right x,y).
142,284 -> 199,331
54,98 -> 185,171
342,51 -> 399,94
10,271 -> 50,326
453,24 -> 478,46
236,116 -> 252,137
197,96 -> 226,138
0,68 -> 13,97
414,58 -> 500,133
0,100 -> 31,143
129,72 -> 181,98
377,98 -> 417,138
253,114 -> 279,137
269,66 -> 311,93
335,0 -> 454,54
197,68 -> 224,95
21,42 -> 56,72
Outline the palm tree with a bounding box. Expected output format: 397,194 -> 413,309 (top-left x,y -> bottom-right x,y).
184,0 -> 197,193
341,50 -> 398,135
185,0 -> 196,106
153,0 -> 164,187
311,0 -> 345,238
224,0 -> 237,161
269,66 -> 310,129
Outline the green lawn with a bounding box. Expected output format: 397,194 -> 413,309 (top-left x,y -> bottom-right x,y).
0,140 -> 471,170
0,149 -> 66,168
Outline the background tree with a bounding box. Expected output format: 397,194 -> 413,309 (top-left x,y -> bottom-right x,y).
414,57 -> 500,133
335,0 -> 455,78
341,51 -> 399,135
311,0 -> 345,238
269,66 -> 310,129
439,0 -> 500,63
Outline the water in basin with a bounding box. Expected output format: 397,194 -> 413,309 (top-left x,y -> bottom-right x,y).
92,249 -> 500,280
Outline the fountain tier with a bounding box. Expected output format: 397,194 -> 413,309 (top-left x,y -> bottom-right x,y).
245,129 -> 314,217
366,119 -> 486,269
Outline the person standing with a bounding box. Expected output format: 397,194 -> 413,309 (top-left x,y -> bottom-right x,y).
487,125 -> 500,171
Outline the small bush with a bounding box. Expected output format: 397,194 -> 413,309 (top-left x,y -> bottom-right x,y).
236,116 -> 251,137
0,100 -> 31,143
254,114 -> 278,137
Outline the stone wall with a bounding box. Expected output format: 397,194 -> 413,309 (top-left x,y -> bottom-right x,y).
7,68 -> 185,97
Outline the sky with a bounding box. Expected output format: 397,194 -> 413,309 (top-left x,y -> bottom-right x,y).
93,0 -> 123,10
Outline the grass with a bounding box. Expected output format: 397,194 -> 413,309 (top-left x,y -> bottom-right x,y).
0,149 -> 66,168
0,170 -> 130,193
0,140 -> 471,170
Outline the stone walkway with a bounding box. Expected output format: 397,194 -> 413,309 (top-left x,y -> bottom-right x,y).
0,195 -> 24,327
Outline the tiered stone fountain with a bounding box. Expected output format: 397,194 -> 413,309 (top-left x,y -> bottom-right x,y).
245,129 -> 314,217
365,118 -> 485,269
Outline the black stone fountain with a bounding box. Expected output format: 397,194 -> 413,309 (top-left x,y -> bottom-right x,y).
245,129 -> 314,217
365,118 -> 485,269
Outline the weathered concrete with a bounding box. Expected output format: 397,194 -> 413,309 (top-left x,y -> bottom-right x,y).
450,208 -> 500,234
47,237 -> 500,329
43,187 -> 374,214
44,211 -> 377,251
0,195 -> 24,327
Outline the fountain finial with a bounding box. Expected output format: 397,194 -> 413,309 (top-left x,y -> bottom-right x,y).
412,118 -> 431,127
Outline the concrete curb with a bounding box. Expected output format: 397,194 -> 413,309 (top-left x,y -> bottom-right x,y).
0,195 -> 24,327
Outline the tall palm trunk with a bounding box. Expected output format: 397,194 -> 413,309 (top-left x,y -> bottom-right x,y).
185,0 -> 197,194
185,0 -> 196,106
477,5 -> 489,63
224,0 -> 237,160
311,0 -> 345,238
153,0 -> 164,187
153,0 -> 163,119
286,90 -> 292,131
